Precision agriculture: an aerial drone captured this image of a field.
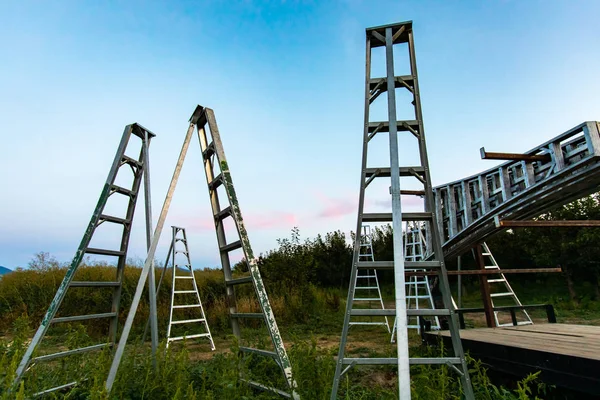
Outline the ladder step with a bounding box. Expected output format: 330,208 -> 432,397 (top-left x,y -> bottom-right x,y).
351,309 -> 450,317
349,322 -> 388,326
111,185 -> 134,197
52,312 -> 116,324
208,174 -> 223,190
242,380 -> 292,399
174,263 -> 191,267
215,206 -> 232,221
98,214 -> 130,225
354,298 -> 382,301
487,279 -> 505,283
69,281 -> 120,287
363,212 -> 432,222
174,290 -> 197,294
482,253 -> 492,256
239,346 -> 278,359
369,75 -> 415,91
226,276 -> 253,286
172,304 -> 201,309
357,261 -> 441,269
33,343 -> 111,363
34,382 -> 78,397
175,276 -> 194,279
342,357 -> 461,365
220,240 -> 242,252
85,248 -> 125,257
121,155 -> 142,168
364,167 -> 425,178
367,120 -> 419,133
490,292 -> 514,297
202,142 -> 216,159
231,313 -> 264,319
171,318 -> 205,324
355,286 -> 379,290
168,333 -> 211,342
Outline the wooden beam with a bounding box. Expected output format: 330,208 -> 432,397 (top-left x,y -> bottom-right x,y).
405,268 -> 562,277
495,218 -> 600,228
480,147 -> 551,162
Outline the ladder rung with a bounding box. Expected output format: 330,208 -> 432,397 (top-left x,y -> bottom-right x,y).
215,206 -> 232,221
98,214 -> 129,225
351,309 -> 450,317
407,295 -> 433,299
349,322 -> 389,326
226,276 -> 253,286
490,292 -> 514,297
239,346 -> 278,359
357,261 -> 441,269
172,304 -> 201,309
357,275 -> 377,278
242,379 -> 292,399
231,313 -> 264,319
208,174 -> 223,190
369,75 -> 414,91
175,276 -> 194,279
355,286 -> 379,290
482,253 -> 492,256
168,333 -> 211,341
485,266 -> 499,269
341,357 -> 461,365
487,279 -> 505,283
33,343 -> 110,363
69,281 -> 120,287
202,142 -> 216,159
121,155 -> 142,168
174,290 -> 197,294
52,312 -> 116,324
174,263 -> 190,266
34,381 -> 78,397
354,298 -> 381,301
362,212 -> 432,222
85,248 -> 125,257
364,167 -> 425,178
171,318 -> 205,324
220,240 -> 242,252
367,120 -> 419,133
111,185 -> 134,197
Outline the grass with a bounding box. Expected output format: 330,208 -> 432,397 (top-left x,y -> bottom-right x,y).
0,266 -> 594,399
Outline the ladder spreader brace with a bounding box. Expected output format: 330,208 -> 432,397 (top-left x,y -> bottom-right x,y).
330,21 -> 474,400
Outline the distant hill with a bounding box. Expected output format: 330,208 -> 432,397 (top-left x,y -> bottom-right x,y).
0,266 -> 12,275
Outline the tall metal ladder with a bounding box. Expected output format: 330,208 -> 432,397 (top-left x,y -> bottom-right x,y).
330,21 -> 474,400
478,242 -> 533,327
392,222 -> 440,341
193,106 -> 298,399
350,225 -> 390,331
165,226 -> 215,349
13,124 -> 158,396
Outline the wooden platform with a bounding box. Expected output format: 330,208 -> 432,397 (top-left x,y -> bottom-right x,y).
425,323 -> 600,396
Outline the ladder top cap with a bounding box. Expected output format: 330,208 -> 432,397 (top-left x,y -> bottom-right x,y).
366,20 -> 412,46
131,123 -> 157,139
189,105 -> 206,124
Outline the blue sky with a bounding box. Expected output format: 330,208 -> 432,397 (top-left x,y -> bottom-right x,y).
1,1 -> 599,270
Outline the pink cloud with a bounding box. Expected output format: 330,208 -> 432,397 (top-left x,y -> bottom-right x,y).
314,191 -> 357,219
175,211 -> 298,232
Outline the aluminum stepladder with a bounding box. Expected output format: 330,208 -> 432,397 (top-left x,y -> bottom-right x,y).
391,222 -> 440,342
351,225 -> 390,331
192,106 -> 298,399
476,242 -> 533,327
330,21 -> 474,400
14,124 -> 160,396
164,226 -> 215,349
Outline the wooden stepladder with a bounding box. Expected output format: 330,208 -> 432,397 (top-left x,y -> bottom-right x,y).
330,21 -> 474,400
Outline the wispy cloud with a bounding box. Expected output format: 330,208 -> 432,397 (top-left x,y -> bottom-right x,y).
314,191 -> 356,219
179,212 -> 298,232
